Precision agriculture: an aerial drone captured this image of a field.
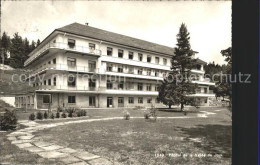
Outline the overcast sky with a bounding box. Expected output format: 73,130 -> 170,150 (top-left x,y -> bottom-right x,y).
2,1 -> 231,65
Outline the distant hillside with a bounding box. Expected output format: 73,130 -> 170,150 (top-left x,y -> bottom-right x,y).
0,69 -> 30,95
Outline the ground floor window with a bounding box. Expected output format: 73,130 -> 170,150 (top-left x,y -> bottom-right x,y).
128,97 -> 134,104
89,96 -> 96,106
205,98 -> 207,103
68,96 -> 76,103
147,97 -> 152,103
118,97 -> 124,104
138,97 -> 143,104
43,95 -> 52,103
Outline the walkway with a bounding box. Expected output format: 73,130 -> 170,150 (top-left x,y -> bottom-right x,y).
6,110 -> 219,165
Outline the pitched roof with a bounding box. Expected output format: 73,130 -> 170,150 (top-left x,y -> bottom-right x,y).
56,23 -> 175,56
196,58 -> 207,64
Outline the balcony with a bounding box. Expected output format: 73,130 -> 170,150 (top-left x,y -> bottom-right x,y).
195,89 -> 214,94
25,42 -> 102,66
29,63 -> 98,77
26,85 -> 106,92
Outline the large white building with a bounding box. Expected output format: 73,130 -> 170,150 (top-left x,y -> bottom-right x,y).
15,23 -> 215,110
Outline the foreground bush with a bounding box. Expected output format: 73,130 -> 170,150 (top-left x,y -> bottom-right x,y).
29,113 -> 35,121
144,110 -> 150,119
50,113 -> 55,119
56,112 -> 60,118
123,110 -> 130,120
144,105 -> 158,121
81,110 -> 87,116
36,111 -> 43,120
57,106 -> 63,112
61,112 -> 67,118
44,111 -> 48,119
0,109 -> 17,130
66,107 -> 76,117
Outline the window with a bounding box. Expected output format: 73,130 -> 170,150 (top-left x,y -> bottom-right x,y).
89,96 -> 96,106
53,77 -> 56,86
118,81 -> 124,90
205,98 -> 207,103
147,69 -> 151,76
146,84 -> 151,91
107,64 -> 113,71
118,66 -> 123,73
107,80 -> 113,89
48,61 -> 51,64
155,70 -> 159,77
44,80 -> 46,85
89,79 -> 96,88
147,98 -> 152,103
89,43 -> 95,49
155,85 -> 160,91
48,79 -> 51,86
53,58 -> 56,64
68,75 -> 76,87
147,56 -> 151,63
163,58 -> 167,65
138,68 -> 143,75
196,64 -> 201,70
118,97 -> 124,104
53,40 -> 56,43
88,61 -> 96,72
204,88 -> 207,93
43,95 -> 52,103
67,57 -> 76,67
138,83 -> 143,91
68,39 -> 75,48
155,57 -> 160,64
68,96 -> 76,103
107,47 -> 113,56
128,52 -> 133,59
118,49 -> 124,58
138,97 -> 143,104
138,53 -> 143,61
128,97 -> 134,104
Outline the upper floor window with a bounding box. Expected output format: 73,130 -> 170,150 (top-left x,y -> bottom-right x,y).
118,49 -> 124,58
138,83 -> 143,91
107,64 -> 113,72
44,80 -> 47,85
89,43 -> 95,49
48,79 -> 51,86
89,79 -> 96,88
107,80 -> 113,89
68,75 -> 76,87
138,68 -> 143,75
89,96 -> 96,106
146,84 -> 151,91
155,70 -> 159,77
155,85 -> 160,91
129,52 -> 133,59
118,81 -> 124,90
53,77 -> 56,86
147,97 -> 152,103
147,69 -> 151,76
196,64 -> 201,70
53,58 -> 56,64
138,53 -> 143,61
163,58 -> 167,65
107,47 -> 113,56
118,66 -> 123,73
138,97 -> 143,104
128,97 -> 134,104
155,57 -> 160,64
67,57 -> 76,67
68,39 -> 75,48
147,56 -> 151,63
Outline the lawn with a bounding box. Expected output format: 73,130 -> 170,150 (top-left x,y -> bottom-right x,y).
33,107 -> 231,165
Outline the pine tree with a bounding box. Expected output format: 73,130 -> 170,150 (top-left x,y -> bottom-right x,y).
9,33 -> 26,68
0,32 -> 11,65
30,40 -> 36,52
158,23 -> 198,111
36,39 -> 41,47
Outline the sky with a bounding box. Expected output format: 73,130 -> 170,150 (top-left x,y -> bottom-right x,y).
1,1 -> 231,65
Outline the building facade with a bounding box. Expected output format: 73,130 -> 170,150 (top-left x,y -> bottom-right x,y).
15,23 -> 215,110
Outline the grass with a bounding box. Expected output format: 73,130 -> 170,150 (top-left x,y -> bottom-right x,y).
34,107 -> 231,165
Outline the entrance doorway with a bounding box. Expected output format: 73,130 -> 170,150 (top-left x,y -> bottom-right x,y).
107,97 -> 113,108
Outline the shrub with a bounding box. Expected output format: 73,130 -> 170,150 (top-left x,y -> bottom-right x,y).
76,111 -> 82,117
36,111 -> 43,120
144,110 -> 151,119
29,113 -> 35,121
50,113 -> 55,119
57,106 -> 63,112
81,110 -> 87,116
44,111 -> 48,119
61,112 -> 67,118
56,112 -> 60,118
123,110 -> 130,120
66,107 -> 76,117
72,112 -> 77,117
150,105 -> 158,121
0,109 -> 17,130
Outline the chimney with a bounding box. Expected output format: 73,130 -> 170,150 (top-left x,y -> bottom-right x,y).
85,22 -> 89,26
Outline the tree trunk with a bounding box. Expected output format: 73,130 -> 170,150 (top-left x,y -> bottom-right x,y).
169,104 -> 172,109
180,103 -> 184,111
